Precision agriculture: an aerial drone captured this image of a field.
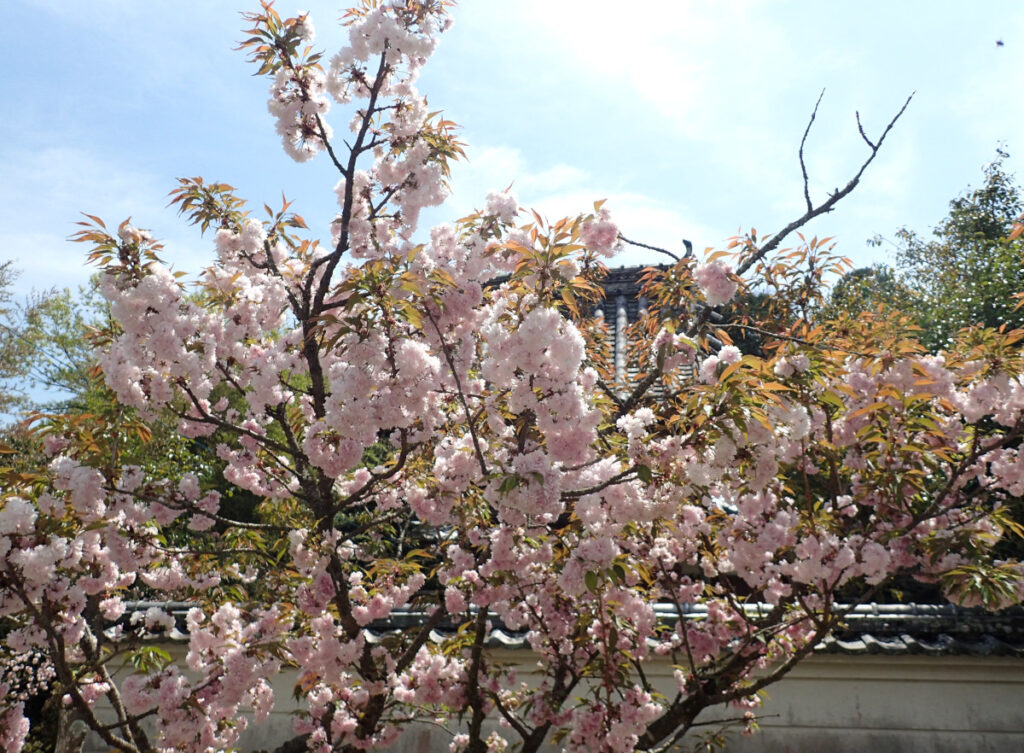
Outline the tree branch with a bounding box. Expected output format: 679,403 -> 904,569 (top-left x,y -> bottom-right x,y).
618,234 -> 680,263
799,89 -> 826,213
735,92 -> 914,279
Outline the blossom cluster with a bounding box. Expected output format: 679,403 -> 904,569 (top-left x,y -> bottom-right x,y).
694,259 -> 738,306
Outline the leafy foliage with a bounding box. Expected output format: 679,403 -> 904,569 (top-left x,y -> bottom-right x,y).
873,154 -> 1024,351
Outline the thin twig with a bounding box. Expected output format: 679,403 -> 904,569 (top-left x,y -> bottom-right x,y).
618,233 -> 680,263
856,111 -> 876,149
424,308 -> 490,477
715,322 -> 874,357
799,89 -> 826,212
561,467 -> 638,500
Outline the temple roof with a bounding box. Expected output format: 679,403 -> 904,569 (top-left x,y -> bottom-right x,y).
130,601 -> 1024,658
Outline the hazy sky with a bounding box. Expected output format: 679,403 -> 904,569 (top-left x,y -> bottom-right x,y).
3,0 -> 1023,299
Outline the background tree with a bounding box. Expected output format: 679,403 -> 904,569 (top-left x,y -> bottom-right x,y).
0,266 -> 92,419
863,154 -> 1024,351
818,264 -> 909,319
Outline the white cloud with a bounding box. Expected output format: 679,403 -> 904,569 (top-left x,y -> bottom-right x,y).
476,0 -> 805,146
445,145 -> 591,213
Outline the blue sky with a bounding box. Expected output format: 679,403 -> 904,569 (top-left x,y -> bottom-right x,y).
3,0 -> 1024,301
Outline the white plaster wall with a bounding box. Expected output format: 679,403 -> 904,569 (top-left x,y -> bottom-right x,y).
725,655 -> 1024,753
84,652 -> 1024,753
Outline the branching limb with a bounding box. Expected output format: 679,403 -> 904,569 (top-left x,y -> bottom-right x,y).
4,575 -> 147,753
424,308 -> 489,477
715,322 -> 874,357
394,601 -> 448,674
313,52 -> 391,313
106,485 -> 288,532
595,376 -> 625,410
735,92 -> 914,279
561,467 -> 638,500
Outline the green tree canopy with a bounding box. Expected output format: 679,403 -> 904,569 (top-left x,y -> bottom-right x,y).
883,153 -> 1024,351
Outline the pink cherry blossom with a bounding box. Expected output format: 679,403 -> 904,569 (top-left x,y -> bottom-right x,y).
694,259 -> 738,306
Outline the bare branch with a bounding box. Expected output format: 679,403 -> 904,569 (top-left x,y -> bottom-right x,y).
799,89 -> 826,212
313,112 -> 348,176
736,92 -> 914,279
855,110 -> 876,150
618,233 -> 680,263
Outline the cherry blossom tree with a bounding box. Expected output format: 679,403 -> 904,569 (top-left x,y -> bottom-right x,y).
2,3 -> 1024,753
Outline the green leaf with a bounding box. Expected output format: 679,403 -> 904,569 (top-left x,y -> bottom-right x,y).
611,563 -> 627,584
498,474 -> 522,494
